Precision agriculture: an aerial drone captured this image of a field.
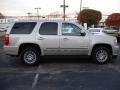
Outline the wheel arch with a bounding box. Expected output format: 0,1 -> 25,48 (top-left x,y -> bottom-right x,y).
91,44 -> 112,55
18,43 -> 41,56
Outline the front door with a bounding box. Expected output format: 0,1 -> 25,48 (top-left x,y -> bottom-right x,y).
60,23 -> 89,55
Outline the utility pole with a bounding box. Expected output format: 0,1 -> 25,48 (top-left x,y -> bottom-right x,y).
34,8 -> 41,19
80,0 -> 83,13
60,0 -> 68,21
27,12 -> 31,20
79,0 -> 83,23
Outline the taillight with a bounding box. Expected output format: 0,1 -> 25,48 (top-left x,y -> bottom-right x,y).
5,34 -> 9,45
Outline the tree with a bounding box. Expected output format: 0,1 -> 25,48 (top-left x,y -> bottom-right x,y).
0,12 -> 5,19
77,9 -> 102,27
105,13 -> 120,27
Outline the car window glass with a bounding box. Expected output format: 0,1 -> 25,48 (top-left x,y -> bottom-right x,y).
10,22 -> 36,34
89,29 -> 100,32
62,23 -> 81,36
39,22 -> 58,35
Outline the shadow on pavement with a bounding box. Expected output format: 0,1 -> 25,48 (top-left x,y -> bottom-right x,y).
41,56 -> 92,64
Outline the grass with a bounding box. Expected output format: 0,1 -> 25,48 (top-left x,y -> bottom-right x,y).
0,35 -> 5,41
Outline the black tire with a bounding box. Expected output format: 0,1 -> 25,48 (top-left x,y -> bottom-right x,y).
92,46 -> 111,64
20,47 -> 41,66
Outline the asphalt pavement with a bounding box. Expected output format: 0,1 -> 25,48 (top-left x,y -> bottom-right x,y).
0,40 -> 120,90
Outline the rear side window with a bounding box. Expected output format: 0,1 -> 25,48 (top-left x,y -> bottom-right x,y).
10,22 -> 36,34
39,22 -> 58,35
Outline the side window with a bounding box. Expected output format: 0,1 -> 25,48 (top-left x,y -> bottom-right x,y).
10,22 -> 36,34
62,23 -> 81,36
39,22 -> 58,35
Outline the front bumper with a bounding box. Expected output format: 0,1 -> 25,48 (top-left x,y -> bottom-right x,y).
112,45 -> 119,56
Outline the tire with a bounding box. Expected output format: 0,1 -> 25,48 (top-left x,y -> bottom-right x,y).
20,47 -> 41,66
92,46 -> 111,64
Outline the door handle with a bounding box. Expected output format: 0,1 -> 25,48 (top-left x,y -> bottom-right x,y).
63,38 -> 69,40
37,37 -> 45,40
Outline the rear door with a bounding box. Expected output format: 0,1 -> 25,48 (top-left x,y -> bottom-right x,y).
36,22 -> 60,55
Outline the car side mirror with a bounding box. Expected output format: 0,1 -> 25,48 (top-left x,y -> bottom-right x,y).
81,32 -> 86,36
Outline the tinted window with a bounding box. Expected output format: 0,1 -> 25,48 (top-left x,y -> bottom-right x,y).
10,22 -> 36,34
39,22 -> 58,35
62,23 -> 81,36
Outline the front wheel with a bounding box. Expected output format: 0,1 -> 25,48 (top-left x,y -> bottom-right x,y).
20,47 -> 40,66
92,47 -> 112,64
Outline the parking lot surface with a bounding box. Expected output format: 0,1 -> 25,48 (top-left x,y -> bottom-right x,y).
0,41 -> 120,90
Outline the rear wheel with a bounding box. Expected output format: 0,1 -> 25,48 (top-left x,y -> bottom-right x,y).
92,46 -> 111,64
20,47 -> 41,65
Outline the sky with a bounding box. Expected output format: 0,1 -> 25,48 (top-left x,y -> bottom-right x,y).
0,0 -> 120,16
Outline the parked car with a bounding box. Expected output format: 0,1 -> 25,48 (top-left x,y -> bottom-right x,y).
0,28 -> 6,36
88,28 -> 106,35
4,20 -> 119,65
104,27 -> 118,34
0,27 -> 8,32
0,28 -> 5,32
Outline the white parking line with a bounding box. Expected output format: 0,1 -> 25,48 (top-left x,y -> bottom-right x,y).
31,65 -> 42,88
32,73 -> 39,88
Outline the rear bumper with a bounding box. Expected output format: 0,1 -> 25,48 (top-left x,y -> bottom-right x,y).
4,46 -> 19,56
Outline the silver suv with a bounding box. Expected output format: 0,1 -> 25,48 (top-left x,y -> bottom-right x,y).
4,20 -> 119,65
